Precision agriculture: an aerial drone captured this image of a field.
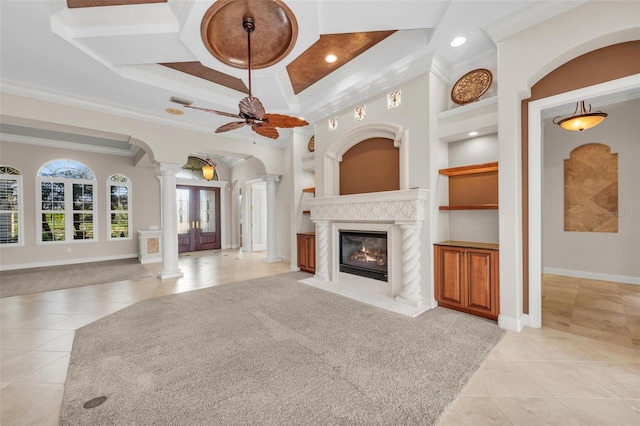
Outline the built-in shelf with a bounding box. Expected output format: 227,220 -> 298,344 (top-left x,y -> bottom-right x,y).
439,204 -> 498,211
302,187 -> 315,214
438,162 -> 498,177
439,162 -> 498,210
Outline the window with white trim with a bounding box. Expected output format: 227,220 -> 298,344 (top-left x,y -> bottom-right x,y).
0,166 -> 22,245
107,174 -> 131,239
37,160 -> 96,242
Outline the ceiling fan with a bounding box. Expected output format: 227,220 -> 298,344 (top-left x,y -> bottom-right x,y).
171,17 -> 308,139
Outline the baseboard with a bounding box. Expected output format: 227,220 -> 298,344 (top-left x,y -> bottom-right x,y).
543,267 -> 640,285
498,313 -> 528,332
0,253 -> 139,271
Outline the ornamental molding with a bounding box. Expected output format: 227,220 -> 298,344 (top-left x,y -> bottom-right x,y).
309,189 -> 428,222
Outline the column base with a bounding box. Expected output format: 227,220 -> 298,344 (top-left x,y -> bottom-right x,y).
263,256 -> 282,263
157,269 -> 183,279
395,296 -> 423,308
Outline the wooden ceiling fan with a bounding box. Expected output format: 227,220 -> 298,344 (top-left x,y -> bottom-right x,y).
171,17 -> 308,139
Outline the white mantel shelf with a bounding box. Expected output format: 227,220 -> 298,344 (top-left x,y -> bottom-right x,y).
308,188 -> 428,223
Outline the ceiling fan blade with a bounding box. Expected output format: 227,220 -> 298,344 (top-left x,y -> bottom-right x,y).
239,96 -> 266,120
215,121 -> 247,133
184,105 -> 241,119
263,114 -> 309,129
251,123 -> 279,139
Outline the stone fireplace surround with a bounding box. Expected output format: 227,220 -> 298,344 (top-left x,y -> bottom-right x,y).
301,188 -> 433,317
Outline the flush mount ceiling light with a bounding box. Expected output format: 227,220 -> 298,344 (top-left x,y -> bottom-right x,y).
468,131 -> 478,136
553,100 -> 608,131
450,36 -> 466,47
325,54 -> 338,63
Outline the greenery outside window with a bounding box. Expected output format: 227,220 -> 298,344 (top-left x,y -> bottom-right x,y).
37,160 -> 96,243
0,166 -> 22,246
108,174 -> 131,239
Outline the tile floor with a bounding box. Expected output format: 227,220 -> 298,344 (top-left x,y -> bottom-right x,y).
1,255 -> 639,425
542,274 -> 640,350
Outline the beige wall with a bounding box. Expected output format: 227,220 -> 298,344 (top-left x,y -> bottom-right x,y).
543,98 -> 640,282
0,140 -> 161,269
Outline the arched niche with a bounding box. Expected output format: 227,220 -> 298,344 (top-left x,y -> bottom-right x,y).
323,122 -> 409,196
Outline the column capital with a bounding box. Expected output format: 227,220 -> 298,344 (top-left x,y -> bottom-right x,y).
261,174 -> 281,183
157,162 -> 183,176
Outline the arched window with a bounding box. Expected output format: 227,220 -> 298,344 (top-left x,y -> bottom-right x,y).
0,166 -> 23,245
107,174 -> 131,239
37,160 -> 96,243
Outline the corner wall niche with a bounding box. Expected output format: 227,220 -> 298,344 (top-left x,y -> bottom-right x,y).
564,143 -> 618,232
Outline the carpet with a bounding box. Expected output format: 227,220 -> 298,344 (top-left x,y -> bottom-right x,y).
0,258 -> 153,298
60,272 -> 504,425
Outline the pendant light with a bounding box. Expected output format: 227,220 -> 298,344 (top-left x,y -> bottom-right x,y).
553,100 -> 607,131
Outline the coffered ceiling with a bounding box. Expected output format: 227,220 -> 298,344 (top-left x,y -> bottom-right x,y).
0,0 -> 583,149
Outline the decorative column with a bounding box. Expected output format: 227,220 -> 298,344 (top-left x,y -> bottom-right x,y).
157,162 -> 184,279
262,174 -> 281,263
396,223 -> 423,306
314,220 -> 330,281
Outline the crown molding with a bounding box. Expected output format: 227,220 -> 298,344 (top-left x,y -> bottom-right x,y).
484,0 -> 587,43
1,132 -> 138,157
0,79 -> 291,148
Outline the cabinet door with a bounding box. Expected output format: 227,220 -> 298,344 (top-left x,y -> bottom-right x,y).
297,234 -> 309,271
465,248 -> 497,317
435,246 -> 464,307
306,235 -> 315,272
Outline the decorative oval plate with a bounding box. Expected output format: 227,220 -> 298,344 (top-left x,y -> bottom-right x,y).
451,68 -> 493,105
308,135 -> 315,152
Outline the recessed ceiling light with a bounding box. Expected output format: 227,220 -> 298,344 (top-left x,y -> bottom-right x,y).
165,108 -> 184,116
450,36 -> 466,47
468,131 -> 478,136
325,54 -> 338,63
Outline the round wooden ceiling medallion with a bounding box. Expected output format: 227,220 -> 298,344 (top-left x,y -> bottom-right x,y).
201,0 -> 298,69
451,68 -> 493,105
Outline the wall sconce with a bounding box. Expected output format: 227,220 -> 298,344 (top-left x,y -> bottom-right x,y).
201,157 -> 216,181
553,100 -> 608,131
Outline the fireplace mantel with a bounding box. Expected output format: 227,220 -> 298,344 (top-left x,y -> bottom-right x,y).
308,189 -> 428,223
302,188 -> 432,317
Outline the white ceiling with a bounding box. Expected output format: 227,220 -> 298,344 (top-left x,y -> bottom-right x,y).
0,0 -> 583,159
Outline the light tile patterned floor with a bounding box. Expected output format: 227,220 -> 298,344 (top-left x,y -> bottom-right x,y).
1,259 -> 639,425
542,274 -> 640,349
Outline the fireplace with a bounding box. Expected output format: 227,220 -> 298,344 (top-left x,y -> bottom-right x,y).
339,230 -> 388,282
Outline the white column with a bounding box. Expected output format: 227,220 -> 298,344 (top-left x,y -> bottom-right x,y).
262,174 -> 281,263
314,220 -> 330,281
395,223 -> 423,307
158,162 -> 184,279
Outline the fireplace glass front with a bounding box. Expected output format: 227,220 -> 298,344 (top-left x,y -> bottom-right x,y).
339,231 -> 388,282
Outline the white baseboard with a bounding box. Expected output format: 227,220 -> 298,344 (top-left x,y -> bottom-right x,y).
543,267 -> 640,285
498,313 -> 528,332
0,253 -> 139,271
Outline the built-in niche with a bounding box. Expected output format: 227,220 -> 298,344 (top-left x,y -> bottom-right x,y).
564,143 -> 618,232
339,137 -> 399,195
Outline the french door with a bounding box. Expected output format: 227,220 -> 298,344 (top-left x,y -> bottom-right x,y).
176,185 -> 221,253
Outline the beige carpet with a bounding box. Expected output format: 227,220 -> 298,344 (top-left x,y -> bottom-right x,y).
60,272 -> 504,425
0,258 -> 153,298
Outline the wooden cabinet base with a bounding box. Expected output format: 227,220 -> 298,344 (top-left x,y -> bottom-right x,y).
434,243 -> 499,321
297,233 -> 316,273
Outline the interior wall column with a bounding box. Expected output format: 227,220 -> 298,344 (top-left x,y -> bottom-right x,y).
396,222 -> 424,307
312,220 -> 330,281
158,162 -> 184,279
262,174 -> 281,263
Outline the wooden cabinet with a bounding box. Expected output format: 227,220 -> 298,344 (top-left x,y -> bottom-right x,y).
434,242 -> 499,320
438,162 -> 498,210
297,233 -> 316,273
